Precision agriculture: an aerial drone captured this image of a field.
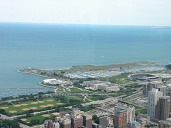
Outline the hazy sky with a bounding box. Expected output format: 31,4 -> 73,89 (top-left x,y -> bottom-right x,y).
0,0 -> 171,26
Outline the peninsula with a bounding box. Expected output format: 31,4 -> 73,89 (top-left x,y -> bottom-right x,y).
2,61 -> 171,127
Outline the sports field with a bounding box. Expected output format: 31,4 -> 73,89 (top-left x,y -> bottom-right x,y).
20,113 -> 54,125
0,98 -> 64,116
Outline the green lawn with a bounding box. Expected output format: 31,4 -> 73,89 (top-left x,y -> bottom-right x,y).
62,61 -> 160,72
87,95 -> 107,101
64,95 -> 83,101
20,113 -> 54,126
126,83 -> 142,88
109,93 -> 125,97
0,98 -> 65,116
56,86 -> 65,92
128,104 -> 147,115
98,74 -> 132,85
80,105 -> 95,112
110,79 -> 131,84
135,108 -> 147,114
70,87 -> 89,93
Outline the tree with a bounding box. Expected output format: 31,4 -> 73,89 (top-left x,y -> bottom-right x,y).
0,109 -> 6,115
26,113 -> 32,117
28,109 -> 34,113
73,82 -> 80,86
0,119 -> 20,128
92,115 -> 99,124
30,119 -> 39,125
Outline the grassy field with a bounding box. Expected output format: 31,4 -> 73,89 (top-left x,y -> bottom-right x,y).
109,93 -> 125,98
62,61 -> 161,72
128,105 -> 147,115
126,83 -> 142,88
20,113 -> 54,126
87,95 -> 107,101
21,62 -> 162,74
0,98 -> 64,116
135,108 -> 147,114
70,87 -> 90,93
64,95 -> 83,101
98,73 -> 133,85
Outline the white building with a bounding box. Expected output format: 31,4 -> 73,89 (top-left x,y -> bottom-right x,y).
147,88 -> 163,118
43,79 -> 70,85
53,122 -> 60,128
105,86 -> 120,92
127,106 -> 135,123
82,80 -> 120,92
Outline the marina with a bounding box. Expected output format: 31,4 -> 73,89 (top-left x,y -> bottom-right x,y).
0,23 -> 171,98
65,66 -> 165,79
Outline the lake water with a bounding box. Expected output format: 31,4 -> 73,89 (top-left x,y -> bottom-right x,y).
0,23 -> 171,97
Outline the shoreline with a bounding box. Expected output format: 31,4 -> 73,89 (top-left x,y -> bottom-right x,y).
18,61 -> 164,74
17,61 -> 165,92
17,61 -> 165,84
17,71 -> 58,92
38,82 -> 57,89
17,70 -> 53,79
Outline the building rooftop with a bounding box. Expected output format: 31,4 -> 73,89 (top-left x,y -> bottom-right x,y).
133,121 -> 140,126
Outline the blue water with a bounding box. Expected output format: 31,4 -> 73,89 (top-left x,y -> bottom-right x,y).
0,23 -> 171,97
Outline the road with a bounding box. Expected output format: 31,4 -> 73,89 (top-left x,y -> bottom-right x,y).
82,97 -> 118,106
19,123 -> 44,128
119,91 -> 146,108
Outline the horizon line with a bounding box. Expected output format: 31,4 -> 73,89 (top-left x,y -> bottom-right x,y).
0,21 -> 171,27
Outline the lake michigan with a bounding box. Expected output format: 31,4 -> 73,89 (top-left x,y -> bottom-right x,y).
0,23 -> 171,97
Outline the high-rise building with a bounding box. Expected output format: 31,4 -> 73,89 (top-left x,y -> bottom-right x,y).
45,110 -> 92,128
114,108 -> 127,128
60,119 -> 71,128
83,114 -> 92,128
158,86 -> 167,96
147,88 -> 163,118
143,83 -> 156,96
113,105 -> 135,128
44,120 -> 54,128
143,82 -> 163,96
99,116 -> 109,128
155,96 -> 170,120
53,122 -> 60,128
71,115 -> 83,128
127,106 -> 135,123
159,118 -> 171,128
170,95 -> 171,113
